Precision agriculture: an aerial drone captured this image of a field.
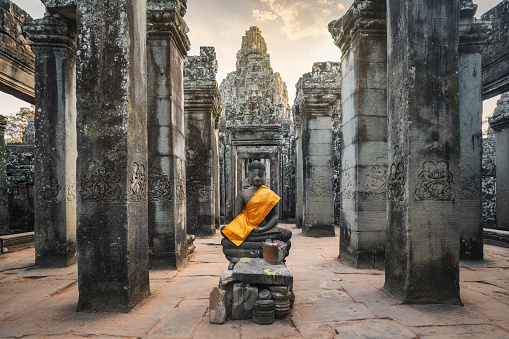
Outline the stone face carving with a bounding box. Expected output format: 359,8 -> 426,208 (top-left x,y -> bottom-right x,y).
79,160 -> 122,202
220,27 -> 291,128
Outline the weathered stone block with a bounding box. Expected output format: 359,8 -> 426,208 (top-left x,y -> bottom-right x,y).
232,258 -> 293,286
209,287 -> 227,324
232,283 -> 258,320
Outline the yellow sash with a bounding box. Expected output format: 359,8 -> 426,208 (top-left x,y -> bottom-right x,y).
222,185 -> 280,246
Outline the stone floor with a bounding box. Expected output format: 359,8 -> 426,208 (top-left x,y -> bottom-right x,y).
0,223 -> 508,338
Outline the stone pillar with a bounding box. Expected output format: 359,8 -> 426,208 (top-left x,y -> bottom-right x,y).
0,115 -> 8,234
329,0 -> 387,268
213,118 -> 221,227
459,1 -> 489,260
490,93 -> 509,230
384,0 -> 461,304
294,62 -> 341,237
76,0 -> 150,311
25,14 -> 77,267
294,120 -> 303,229
184,46 -> 222,236
146,0 -> 190,268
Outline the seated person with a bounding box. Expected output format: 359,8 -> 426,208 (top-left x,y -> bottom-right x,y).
221,161 -> 292,263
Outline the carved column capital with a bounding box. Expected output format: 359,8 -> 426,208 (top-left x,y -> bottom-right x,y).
490,93 -> 509,131
24,13 -> 76,52
147,0 -> 190,56
328,0 -> 386,55
459,2 -> 490,54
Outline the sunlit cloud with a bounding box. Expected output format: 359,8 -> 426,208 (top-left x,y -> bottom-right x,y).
252,0 -> 349,40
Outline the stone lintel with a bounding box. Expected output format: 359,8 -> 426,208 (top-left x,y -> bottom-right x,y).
328,0 -> 386,54
24,14 -> 76,52
184,88 -> 222,117
147,0 -> 190,57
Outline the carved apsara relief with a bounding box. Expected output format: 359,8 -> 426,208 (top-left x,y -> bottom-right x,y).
38,176 -> 62,201
80,160 -> 122,202
129,162 -> 147,202
176,159 -> 186,201
360,165 -> 387,201
387,161 -> 406,201
414,161 -> 455,201
341,170 -> 355,200
148,165 -> 172,202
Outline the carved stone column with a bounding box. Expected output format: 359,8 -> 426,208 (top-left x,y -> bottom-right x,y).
294,118 -> 303,229
329,0 -> 387,268
384,0 -> 461,304
459,1 -> 489,260
76,0 -> 150,311
0,115 -> 8,234
25,14 -> 77,267
184,47 -> 222,236
147,0 -> 190,267
294,62 -> 341,237
490,93 -> 509,230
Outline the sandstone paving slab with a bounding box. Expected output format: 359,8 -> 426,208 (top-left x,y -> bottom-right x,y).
325,265 -> 384,276
179,299 -> 209,308
186,283 -> 218,300
478,279 -> 509,291
0,277 -> 76,321
145,307 -> 207,339
460,267 -> 509,282
292,279 -> 342,291
460,287 -> 509,322
294,289 -> 353,305
191,319 -> 241,339
339,281 -> 398,306
334,319 -> 416,339
495,321 -> 509,332
190,253 -> 230,263
130,293 -> 183,316
461,281 -> 509,305
177,266 -> 224,277
170,276 -> 219,286
411,324 -> 509,338
291,303 -> 374,325
294,322 -> 337,339
239,318 -> 302,338
48,311 -> 161,338
284,266 -> 339,281
149,270 -> 177,281
460,258 -> 509,268
369,304 -> 491,327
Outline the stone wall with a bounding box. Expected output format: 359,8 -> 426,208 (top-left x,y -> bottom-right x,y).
482,128 -> 496,228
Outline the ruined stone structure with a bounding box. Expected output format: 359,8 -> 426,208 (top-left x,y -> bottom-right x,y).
482,0 -> 509,98
184,47 -> 222,236
384,0 -> 461,303
219,26 -> 294,223
459,0 -> 489,260
482,128 -> 496,228
0,115 -> 8,234
329,0 -> 388,269
146,0 -> 190,269
0,0 -> 34,103
25,13 -> 77,268
490,93 -> 509,231
294,62 -> 341,238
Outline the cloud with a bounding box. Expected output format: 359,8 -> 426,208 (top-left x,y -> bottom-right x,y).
252,0 -> 349,40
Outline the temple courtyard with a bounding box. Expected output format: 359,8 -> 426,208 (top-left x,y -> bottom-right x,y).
0,224 -> 508,338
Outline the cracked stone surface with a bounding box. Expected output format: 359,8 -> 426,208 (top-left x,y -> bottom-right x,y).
0,224 -> 508,338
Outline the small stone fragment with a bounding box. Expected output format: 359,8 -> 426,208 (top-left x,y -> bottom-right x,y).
232,283 -> 258,320
259,289 -> 271,300
209,287 -> 227,324
269,285 -> 289,294
219,270 -> 235,288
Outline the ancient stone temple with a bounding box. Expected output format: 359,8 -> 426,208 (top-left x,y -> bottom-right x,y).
219,26 -> 294,223
294,62 -> 341,237
184,47 -> 222,236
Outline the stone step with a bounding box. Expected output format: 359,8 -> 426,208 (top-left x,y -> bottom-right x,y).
0,231 -> 34,254
484,228 -> 509,248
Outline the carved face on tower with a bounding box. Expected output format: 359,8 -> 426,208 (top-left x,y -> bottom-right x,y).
247,161 -> 266,188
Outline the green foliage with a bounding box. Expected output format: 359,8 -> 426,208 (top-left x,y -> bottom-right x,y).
5,106 -> 34,144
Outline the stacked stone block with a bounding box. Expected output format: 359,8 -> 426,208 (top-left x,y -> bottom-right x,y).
184,47 -> 222,236
294,62 -> 341,237
329,0 -> 387,268
146,0 -> 190,268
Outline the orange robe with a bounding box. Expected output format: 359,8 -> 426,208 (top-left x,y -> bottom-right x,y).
222,185 -> 280,246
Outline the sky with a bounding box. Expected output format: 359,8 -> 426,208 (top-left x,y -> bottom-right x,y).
1,0 -> 502,129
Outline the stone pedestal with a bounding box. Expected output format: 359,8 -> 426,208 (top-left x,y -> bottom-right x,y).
75,0 -> 150,311
0,116 -> 8,234
146,0 -> 190,268
490,93 -> 509,230
459,1 -> 489,260
329,0 -> 387,268
184,47 -> 222,236
25,14 -> 77,267
384,0 -> 461,304
294,62 -> 340,237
